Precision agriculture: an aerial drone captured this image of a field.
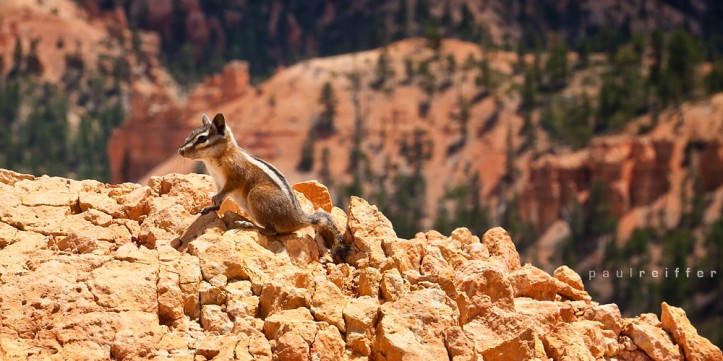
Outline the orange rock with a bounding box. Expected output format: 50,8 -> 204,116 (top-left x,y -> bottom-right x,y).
479,327 -> 536,361
234,326 -> 273,360
443,326 -> 478,361
455,260 -> 515,323
510,263 -> 559,301
195,334 -> 238,360
200,305 -> 233,334
383,237 -> 425,273
275,330 -> 311,361
292,180 -> 334,212
481,227 -> 520,272
263,307 -> 316,341
374,288 -> 458,361
462,300 -> 536,360
0,168 -> 35,185
225,280 -> 259,321
622,314 -> 683,361
157,267 -> 183,324
380,268 -> 408,302
542,322 -> 597,360
199,276 -> 227,306
311,276 -> 347,332
618,335 -> 655,361
515,297 -> 572,335
660,302 -> 723,361
1,171 -> 720,359
358,266 -> 383,298
309,325 -> 346,361
343,296 -> 380,356
553,265 -> 585,290
583,303 -> 624,336
258,281 -> 310,319
346,196 -> 395,268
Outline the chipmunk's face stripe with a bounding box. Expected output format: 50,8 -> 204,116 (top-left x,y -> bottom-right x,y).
180,114 -> 231,159
182,126 -> 209,146
179,122 -> 226,158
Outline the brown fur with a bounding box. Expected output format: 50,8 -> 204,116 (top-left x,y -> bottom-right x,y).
179,113 -> 349,262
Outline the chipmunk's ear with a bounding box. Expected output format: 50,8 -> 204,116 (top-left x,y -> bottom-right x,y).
201,113 -> 211,126
212,113 -> 226,135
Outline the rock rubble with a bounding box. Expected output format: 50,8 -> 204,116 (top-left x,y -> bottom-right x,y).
0,169 -> 720,360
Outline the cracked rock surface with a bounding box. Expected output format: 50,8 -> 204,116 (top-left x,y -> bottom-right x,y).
0,169 -> 721,360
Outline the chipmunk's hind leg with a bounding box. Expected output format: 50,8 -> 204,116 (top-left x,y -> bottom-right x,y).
256,224 -> 279,237
231,219 -> 277,236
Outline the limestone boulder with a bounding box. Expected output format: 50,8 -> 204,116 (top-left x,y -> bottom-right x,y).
660,302 -> 723,361
622,314 -> 683,361
374,288 -> 458,361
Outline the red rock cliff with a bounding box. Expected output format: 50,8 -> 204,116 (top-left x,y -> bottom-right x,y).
107,61 -> 250,183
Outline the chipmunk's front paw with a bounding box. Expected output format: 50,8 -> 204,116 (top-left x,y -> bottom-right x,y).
199,205 -> 220,215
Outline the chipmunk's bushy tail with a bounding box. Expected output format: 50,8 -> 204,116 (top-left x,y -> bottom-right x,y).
309,211 -> 349,263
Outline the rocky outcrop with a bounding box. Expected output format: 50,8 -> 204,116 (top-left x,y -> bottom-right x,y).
521,139 -> 676,231
0,169 -> 720,360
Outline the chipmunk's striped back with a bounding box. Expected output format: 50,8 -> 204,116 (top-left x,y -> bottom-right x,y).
243,153 -> 301,212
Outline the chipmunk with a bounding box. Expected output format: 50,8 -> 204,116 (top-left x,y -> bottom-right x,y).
178,113 -> 349,262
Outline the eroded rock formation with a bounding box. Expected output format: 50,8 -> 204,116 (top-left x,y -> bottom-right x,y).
107,60 -> 250,183
0,169 -> 720,360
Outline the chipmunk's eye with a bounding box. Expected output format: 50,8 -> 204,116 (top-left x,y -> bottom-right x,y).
197,135 -> 208,144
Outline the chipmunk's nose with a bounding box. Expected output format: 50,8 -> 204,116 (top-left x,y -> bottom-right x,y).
178,148 -> 185,156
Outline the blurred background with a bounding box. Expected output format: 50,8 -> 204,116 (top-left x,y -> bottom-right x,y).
0,0 -> 722,346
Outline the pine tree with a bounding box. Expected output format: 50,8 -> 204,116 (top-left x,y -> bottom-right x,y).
438,170 -> 490,238
503,125 -> 517,184
667,29 -> 701,98
660,230 -> 692,306
417,60 -> 436,96
456,96 -> 470,131
457,4 -> 478,41
372,47 -> 394,90
475,58 -> 493,92
0,79 -> 20,168
389,129 -> 430,237
132,29 -> 142,54
424,22 -> 443,56
440,1 -> 453,31
415,0 -> 431,28
649,30 -> 664,86
394,0 -> 409,40
22,83 -> 70,176
403,57 -> 415,84
297,130 -> 316,172
520,66 -> 537,112
576,40 -> 590,68
708,59 -> 723,94
175,42 -> 198,85
532,36 -> 543,87
316,82 -> 337,136
9,38 -> 23,78
346,71 -> 365,192
515,41 -> 526,74
319,147 -> 332,186
545,36 -> 569,90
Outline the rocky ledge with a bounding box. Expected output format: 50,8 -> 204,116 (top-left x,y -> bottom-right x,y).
0,169 -> 721,361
